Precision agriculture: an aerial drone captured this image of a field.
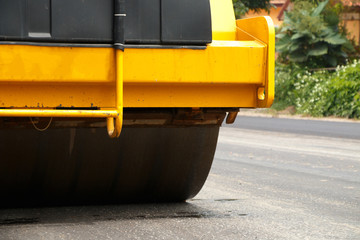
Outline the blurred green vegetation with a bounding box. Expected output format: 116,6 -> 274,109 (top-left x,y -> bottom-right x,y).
276,0 -> 354,68
231,0 -> 359,118
272,0 -> 359,118
273,60 -> 360,118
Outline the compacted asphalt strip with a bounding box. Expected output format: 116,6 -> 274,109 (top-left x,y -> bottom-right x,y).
0,116 -> 359,239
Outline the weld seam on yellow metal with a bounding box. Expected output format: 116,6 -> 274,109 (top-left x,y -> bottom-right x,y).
236,26 -> 266,46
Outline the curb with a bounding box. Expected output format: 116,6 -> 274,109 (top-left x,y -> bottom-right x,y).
238,110 -> 360,123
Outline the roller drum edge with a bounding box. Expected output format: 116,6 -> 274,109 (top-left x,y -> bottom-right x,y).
0,126 -> 219,207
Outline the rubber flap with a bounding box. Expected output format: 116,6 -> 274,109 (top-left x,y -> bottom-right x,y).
161,0 -> 212,44
0,0 -> 211,45
124,0 -> 161,44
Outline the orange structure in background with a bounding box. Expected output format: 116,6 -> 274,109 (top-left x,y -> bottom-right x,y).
245,0 -> 360,45
245,0 -> 286,28
342,0 -> 360,45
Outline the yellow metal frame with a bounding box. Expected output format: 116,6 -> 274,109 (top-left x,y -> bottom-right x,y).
0,49 -> 124,138
0,13 -> 274,137
236,16 -> 275,108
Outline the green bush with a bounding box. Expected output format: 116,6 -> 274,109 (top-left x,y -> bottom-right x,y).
276,0 -> 354,68
320,61 -> 360,118
232,0 -> 271,18
274,60 -> 360,119
272,63 -> 302,109
293,69 -> 330,116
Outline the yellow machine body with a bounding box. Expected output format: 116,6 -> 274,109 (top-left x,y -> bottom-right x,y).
0,0 -> 274,137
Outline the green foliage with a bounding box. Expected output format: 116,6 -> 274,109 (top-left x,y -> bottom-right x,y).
232,0 -> 249,18
276,0 -> 354,68
240,0 -> 271,11
293,69 -> 331,116
232,0 -> 271,18
272,63 -> 302,109
274,60 -> 360,118
313,61 -> 360,118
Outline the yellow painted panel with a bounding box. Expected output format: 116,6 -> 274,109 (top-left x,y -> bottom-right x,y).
0,45 -> 115,83
236,17 -> 275,108
123,84 -> 258,108
0,83 -> 258,108
0,84 -> 115,108
124,41 -> 266,85
0,42 -> 266,85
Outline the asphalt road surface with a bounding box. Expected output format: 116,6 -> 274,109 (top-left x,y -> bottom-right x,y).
1,116 -> 359,239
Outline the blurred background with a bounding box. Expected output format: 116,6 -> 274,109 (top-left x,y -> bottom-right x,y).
234,0 -> 360,120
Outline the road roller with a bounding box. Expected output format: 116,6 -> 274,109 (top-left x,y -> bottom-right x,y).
0,0 -> 274,206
